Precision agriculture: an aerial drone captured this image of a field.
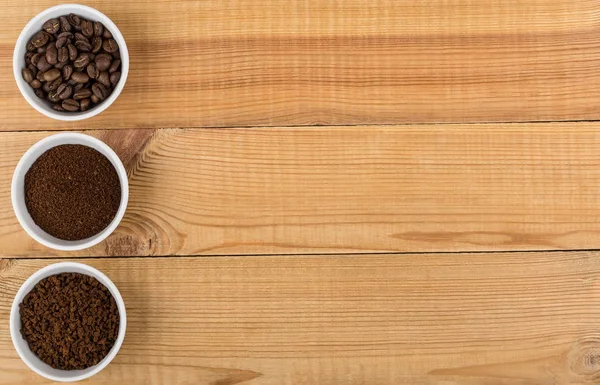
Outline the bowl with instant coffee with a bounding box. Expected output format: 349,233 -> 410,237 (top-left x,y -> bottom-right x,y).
13,4 -> 129,121
10,262 -> 126,382
11,132 -> 129,250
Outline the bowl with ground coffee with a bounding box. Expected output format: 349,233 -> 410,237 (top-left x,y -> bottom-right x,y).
13,4 -> 128,121
11,132 -> 129,250
10,262 -> 126,382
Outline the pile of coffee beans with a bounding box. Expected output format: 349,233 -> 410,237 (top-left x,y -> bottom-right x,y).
20,273 -> 120,370
25,144 -> 121,241
22,14 -> 121,112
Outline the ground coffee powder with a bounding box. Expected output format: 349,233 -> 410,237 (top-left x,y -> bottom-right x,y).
25,144 -> 121,241
20,272 -> 120,370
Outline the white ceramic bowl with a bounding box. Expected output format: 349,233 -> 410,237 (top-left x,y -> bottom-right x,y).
10,262 -> 126,382
13,4 -> 129,121
11,133 -> 129,251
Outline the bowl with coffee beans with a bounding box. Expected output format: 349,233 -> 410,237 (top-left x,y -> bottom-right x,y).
10,262 -> 126,382
11,132 -> 129,251
13,4 -> 128,120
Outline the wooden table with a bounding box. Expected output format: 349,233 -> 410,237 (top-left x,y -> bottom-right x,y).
1,1 -> 600,384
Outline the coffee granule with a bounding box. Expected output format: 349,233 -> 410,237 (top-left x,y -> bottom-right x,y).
20,273 -> 120,370
25,144 -> 121,241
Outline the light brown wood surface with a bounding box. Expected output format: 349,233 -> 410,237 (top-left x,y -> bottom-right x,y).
0,124 -> 599,257
1,0 -> 599,384
1,0 -> 600,129
2,253 -> 600,384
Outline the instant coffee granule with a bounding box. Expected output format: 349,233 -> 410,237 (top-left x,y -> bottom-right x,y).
25,144 -> 121,241
20,273 -> 120,370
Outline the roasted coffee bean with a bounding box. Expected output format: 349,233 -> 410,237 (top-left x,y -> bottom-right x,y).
36,57 -> 52,72
24,14 -> 120,113
71,71 -> 89,83
59,16 -> 71,32
62,65 -> 73,81
30,79 -> 42,89
31,53 -> 41,66
25,51 -> 34,64
68,13 -> 81,28
57,47 -> 68,63
52,103 -> 65,111
57,31 -> 74,40
34,88 -> 45,99
81,20 -> 93,37
86,63 -> 99,79
91,36 -> 102,53
55,36 -> 68,48
102,39 -> 118,53
62,98 -> 79,111
91,83 -> 108,101
79,98 -> 91,111
42,18 -> 60,34
108,59 -> 120,73
27,65 -> 38,80
95,53 -> 111,71
74,32 -> 87,42
45,45 -> 58,65
67,44 -> 77,60
97,71 -> 110,88
48,90 -> 60,103
93,21 -> 103,37
22,68 -> 34,83
55,82 -> 68,94
109,71 -> 121,86
56,83 -> 73,100
42,68 -> 61,82
39,43 -> 50,52
73,88 -> 92,100
75,40 -> 91,52
30,31 -> 49,48
48,77 -> 63,91
48,78 -> 63,92
74,54 -> 90,69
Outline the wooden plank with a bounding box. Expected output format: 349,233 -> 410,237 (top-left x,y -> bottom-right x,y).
1,0 -> 600,130
0,124 -> 600,257
1,252 -> 600,384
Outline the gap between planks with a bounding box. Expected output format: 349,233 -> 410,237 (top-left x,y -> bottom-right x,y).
3,118 -> 600,134
5,247 -> 600,261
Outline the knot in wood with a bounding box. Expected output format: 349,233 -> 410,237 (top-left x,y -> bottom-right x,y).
568,336 -> 600,381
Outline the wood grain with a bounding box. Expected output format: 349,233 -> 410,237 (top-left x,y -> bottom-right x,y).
2,252 -> 600,384
1,0 -> 600,129
0,123 -> 600,257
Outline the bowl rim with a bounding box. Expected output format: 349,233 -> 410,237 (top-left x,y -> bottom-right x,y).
11,132 -> 129,251
13,3 -> 129,121
9,262 -> 127,382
